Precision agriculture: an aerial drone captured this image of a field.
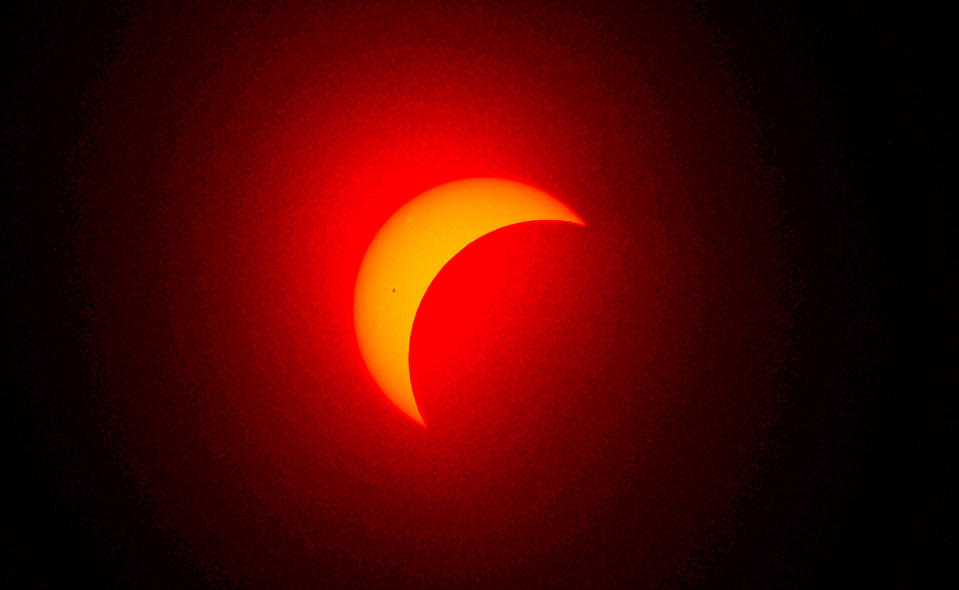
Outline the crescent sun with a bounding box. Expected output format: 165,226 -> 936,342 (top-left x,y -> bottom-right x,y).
353,178 -> 585,425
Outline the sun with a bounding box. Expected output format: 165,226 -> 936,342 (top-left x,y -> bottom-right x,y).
353,178 -> 585,425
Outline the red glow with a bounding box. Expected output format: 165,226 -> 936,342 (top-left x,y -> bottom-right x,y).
76,2 -> 789,586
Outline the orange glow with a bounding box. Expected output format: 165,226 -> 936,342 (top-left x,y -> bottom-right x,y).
353,178 -> 585,425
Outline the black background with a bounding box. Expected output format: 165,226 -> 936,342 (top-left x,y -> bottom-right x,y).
7,1 -> 947,588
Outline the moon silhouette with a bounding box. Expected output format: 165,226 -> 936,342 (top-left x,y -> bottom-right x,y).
353,178 -> 585,425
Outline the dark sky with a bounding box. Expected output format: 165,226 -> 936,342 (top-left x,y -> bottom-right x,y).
8,1 -> 945,588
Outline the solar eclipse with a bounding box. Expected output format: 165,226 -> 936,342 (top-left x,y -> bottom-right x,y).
354,178 -> 584,424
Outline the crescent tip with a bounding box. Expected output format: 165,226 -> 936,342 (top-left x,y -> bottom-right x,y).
411,409 -> 426,427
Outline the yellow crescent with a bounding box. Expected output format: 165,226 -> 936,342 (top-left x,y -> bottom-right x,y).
353,178 -> 585,425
